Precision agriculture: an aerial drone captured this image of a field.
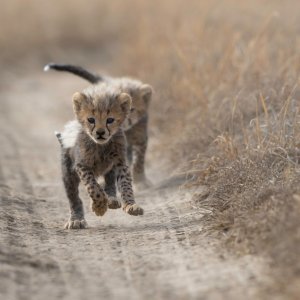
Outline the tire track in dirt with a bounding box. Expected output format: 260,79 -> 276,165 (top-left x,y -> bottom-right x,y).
0,128 -> 67,300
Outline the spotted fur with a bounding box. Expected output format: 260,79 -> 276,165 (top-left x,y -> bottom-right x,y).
45,63 -> 152,189
58,83 -> 144,229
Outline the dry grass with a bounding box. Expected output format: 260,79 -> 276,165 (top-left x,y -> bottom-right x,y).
1,0 -> 300,297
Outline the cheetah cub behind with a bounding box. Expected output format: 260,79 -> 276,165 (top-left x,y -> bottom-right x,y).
57,83 -> 143,229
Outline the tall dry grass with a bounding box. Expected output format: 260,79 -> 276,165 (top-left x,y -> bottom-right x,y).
1,0 -> 300,297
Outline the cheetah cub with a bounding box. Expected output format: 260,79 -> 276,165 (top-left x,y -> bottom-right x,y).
57,83 -> 143,229
45,63 -> 152,189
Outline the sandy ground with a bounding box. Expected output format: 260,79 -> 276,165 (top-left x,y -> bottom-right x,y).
0,71 -> 271,300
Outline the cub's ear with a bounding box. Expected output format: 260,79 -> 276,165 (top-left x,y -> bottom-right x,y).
118,93 -> 132,114
140,84 -> 153,107
72,92 -> 88,114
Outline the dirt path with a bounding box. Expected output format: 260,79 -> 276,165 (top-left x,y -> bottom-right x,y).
0,73 -> 270,300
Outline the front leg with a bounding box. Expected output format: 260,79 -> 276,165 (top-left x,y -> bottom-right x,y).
75,164 -> 108,216
115,162 -> 144,216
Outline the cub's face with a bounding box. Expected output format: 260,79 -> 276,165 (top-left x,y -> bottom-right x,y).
122,84 -> 152,130
72,91 -> 132,144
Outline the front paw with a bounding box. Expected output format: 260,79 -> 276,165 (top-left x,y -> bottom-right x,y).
123,203 -> 144,216
64,219 -> 88,229
108,197 -> 122,209
92,196 -> 108,216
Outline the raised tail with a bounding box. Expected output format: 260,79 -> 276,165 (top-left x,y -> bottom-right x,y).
44,63 -> 103,84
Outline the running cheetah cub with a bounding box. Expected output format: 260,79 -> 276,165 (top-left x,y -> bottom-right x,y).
45,63 -> 152,189
57,83 -> 144,229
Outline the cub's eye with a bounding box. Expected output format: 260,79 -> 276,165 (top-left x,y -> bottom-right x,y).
106,118 -> 115,124
87,117 -> 95,124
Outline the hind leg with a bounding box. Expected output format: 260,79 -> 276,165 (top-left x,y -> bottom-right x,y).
132,141 -> 152,189
104,168 -> 121,209
126,120 -> 152,189
62,153 -> 87,229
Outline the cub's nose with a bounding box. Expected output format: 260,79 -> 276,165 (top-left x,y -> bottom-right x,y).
96,129 -> 106,139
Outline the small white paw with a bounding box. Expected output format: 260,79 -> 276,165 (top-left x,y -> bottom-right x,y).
64,219 -> 88,229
